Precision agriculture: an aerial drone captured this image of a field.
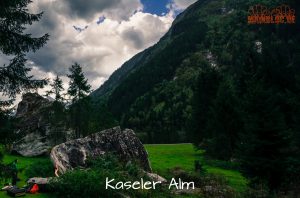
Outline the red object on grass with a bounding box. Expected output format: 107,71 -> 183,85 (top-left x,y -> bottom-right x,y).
30,184 -> 39,194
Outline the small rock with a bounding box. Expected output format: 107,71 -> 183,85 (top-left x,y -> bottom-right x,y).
146,172 -> 167,183
27,177 -> 50,185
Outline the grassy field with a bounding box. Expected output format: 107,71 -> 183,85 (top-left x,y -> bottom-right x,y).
145,144 -> 248,192
0,155 -> 53,198
0,144 -> 247,197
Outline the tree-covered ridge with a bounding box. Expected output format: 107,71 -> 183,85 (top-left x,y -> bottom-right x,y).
121,53 -> 207,143
91,0 -> 300,193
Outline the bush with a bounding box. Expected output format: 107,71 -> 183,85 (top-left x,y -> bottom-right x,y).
0,150 -> 3,161
50,154 -> 171,198
0,151 -> 12,183
242,183 -> 271,198
25,160 -> 54,178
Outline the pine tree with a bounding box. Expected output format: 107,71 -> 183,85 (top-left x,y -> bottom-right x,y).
204,76 -> 242,160
0,0 -> 49,107
190,66 -> 220,148
67,63 -> 91,138
67,63 -> 91,103
238,80 -> 290,190
46,75 -> 64,102
46,75 -> 66,144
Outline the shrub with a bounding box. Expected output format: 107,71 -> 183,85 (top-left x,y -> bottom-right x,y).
242,183 -> 271,198
0,151 -> 12,183
50,154 -> 171,198
25,160 -> 54,178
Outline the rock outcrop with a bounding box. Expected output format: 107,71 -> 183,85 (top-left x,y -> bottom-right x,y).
15,93 -> 52,119
12,93 -> 67,157
50,127 -> 152,174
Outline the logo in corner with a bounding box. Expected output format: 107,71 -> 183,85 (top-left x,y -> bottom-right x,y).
248,4 -> 296,24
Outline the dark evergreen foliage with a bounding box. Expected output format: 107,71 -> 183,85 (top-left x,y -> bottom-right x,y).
67,63 -> 91,102
46,75 -> 64,102
45,74 -> 67,144
0,0 -> 49,105
67,63 -> 92,138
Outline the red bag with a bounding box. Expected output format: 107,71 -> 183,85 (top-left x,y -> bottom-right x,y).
29,184 -> 39,194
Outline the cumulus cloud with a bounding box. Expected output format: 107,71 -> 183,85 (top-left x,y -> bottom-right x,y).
22,0 -> 173,89
62,0 -> 143,21
1,0 -> 197,105
23,1 -> 173,94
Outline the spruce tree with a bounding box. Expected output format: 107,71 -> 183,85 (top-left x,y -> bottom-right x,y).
46,75 -> 64,102
46,75 -> 66,144
67,63 -> 91,138
238,80 -> 290,190
67,63 -> 91,102
204,76 -> 242,160
0,0 -> 49,107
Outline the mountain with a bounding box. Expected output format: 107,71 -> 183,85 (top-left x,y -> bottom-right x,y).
91,0 -> 300,150
91,0 -> 229,143
91,0 -> 300,192
91,0 -> 206,100
91,47 -> 151,99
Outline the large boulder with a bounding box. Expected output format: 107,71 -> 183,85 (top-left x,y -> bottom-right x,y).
50,127 -> 152,173
12,93 -> 67,157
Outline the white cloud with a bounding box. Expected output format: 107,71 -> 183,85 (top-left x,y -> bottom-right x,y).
1,0 -> 191,106
23,0 -> 174,91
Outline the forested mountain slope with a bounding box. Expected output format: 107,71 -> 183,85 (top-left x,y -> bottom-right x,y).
91,0 -> 207,100
93,0 -> 300,193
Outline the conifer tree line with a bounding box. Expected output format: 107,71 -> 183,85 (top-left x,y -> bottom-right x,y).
45,62 -> 93,139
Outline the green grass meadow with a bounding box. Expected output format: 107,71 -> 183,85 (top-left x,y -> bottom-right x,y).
0,155 -> 54,198
0,144 -> 247,197
145,144 -> 248,193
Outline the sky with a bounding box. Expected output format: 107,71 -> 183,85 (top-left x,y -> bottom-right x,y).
0,0 -> 197,103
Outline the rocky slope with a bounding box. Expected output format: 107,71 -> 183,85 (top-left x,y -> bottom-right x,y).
12,93 -> 68,156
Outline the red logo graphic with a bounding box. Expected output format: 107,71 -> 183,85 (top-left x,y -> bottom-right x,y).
248,4 -> 296,24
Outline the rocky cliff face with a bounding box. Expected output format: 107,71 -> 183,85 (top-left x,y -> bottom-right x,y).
12,93 -> 67,156
50,127 -> 152,174
15,93 -> 51,119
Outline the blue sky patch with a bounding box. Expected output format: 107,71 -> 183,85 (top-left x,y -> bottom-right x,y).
141,0 -> 171,16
